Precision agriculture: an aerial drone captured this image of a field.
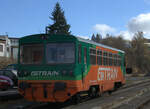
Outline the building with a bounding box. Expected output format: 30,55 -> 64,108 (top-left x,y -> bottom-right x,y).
0,35 -> 19,60
9,37 -> 19,59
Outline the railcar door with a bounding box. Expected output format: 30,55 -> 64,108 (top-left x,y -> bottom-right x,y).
83,47 -> 87,81
78,44 -> 86,89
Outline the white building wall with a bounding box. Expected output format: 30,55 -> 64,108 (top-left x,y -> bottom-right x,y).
12,48 -> 18,59
0,43 -> 5,57
0,36 -> 19,59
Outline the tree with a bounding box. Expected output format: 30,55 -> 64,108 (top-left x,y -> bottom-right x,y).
91,34 -> 96,42
129,32 -> 150,73
101,34 -> 127,51
94,32 -> 150,74
95,33 -> 102,43
91,33 -> 102,43
47,2 -> 71,35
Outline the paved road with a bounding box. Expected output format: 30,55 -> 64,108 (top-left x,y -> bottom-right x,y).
0,89 -> 18,96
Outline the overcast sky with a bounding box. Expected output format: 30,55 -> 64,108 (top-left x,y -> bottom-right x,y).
1,0 -> 150,40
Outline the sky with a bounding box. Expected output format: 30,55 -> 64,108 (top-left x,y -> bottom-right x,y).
1,0 -> 150,40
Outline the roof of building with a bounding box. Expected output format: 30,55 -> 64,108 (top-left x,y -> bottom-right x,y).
0,35 -> 8,40
9,37 -> 20,39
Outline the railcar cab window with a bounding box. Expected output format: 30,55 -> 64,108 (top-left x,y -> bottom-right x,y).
20,44 -> 44,64
90,48 -> 96,65
46,43 -> 75,64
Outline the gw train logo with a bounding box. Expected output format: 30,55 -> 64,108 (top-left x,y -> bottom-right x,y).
31,71 -> 59,76
98,67 -> 118,81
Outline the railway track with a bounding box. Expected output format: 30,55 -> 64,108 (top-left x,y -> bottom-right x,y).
138,99 -> 150,109
7,79 -> 150,109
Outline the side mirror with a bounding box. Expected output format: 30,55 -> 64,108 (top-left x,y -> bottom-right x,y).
126,68 -> 132,74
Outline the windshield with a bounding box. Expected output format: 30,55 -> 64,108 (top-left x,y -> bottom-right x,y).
46,43 -> 75,64
20,44 -> 44,64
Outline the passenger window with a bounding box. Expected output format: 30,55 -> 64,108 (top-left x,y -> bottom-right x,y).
117,55 -> 122,66
84,47 -> 87,64
113,54 -> 117,66
90,48 -> 96,65
78,44 -> 82,64
109,53 -> 112,66
103,51 -> 108,66
97,50 -> 102,65
105,52 -> 108,65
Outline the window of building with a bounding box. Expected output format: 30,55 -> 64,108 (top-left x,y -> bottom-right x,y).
7,47 -> 9,52
84,47 -> 87,64
78,44 -> 82,64
90,48 -> 96,65
97,50 -> 102,65
0,45 -> 3,52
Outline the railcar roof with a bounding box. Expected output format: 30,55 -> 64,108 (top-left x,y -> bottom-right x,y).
20,34 -> 125,53
76,37 -> 125,53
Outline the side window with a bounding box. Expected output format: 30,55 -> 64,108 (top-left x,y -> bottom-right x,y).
103,52 -> 105,65
84,47 -> 87,64
118,55 -> 122,66
78,44 -> 82,64
114,54 -> 117,66
105,52 -> 108,65
90,48 -> 96,65
112,54 -> 114,66
109,53 -> 112,66
103,51 -> 107,66
97,50 -> 102,65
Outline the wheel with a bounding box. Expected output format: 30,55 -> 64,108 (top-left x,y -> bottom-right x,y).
72,94 -> 80,104
88,87 -> 97,98
108,90 -> 112,95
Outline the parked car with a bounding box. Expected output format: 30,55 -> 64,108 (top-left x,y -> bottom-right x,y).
0,76 -> 13,91
3,64 -> 18,76
0,70 -> 18,86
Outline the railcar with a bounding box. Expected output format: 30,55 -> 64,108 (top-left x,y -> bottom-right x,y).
18,34 -> 126,102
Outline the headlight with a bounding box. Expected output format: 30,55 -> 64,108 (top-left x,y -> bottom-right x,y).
69,70 -> 74,76
62,70 -> 67,75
